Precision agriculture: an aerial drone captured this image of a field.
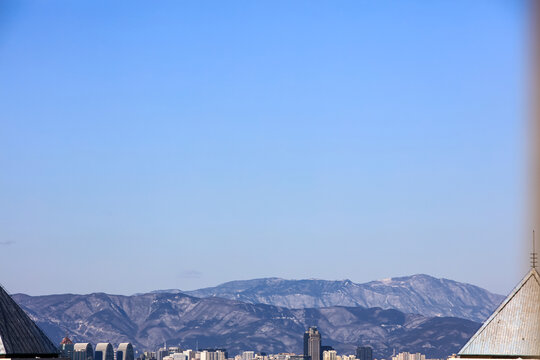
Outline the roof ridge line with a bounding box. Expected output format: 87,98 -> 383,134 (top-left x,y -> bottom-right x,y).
458,268 -> 540,355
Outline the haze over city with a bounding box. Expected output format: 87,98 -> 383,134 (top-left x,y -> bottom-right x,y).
0,1 -> 527,296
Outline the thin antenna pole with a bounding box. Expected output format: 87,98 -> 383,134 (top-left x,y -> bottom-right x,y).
532,230 -> 538,269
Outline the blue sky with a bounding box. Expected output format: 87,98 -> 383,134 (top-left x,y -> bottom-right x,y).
0,1 -> 528,295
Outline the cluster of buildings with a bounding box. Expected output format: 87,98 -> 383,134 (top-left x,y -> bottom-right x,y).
142,348 -> 306,360
136,327 -> 374,360
139,347 -> 366,360
135,328 -> 373,360
390,352 -> 429,360
303,326 -> 374,360
57,337 -> 134,360
322,350 -> 364,360
141,348 -> 228,360
134,327 -> 436,360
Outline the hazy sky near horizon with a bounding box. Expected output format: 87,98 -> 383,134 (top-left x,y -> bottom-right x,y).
0,1 -> 528,296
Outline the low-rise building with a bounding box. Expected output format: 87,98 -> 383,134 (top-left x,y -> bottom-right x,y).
74,343 -> 94,360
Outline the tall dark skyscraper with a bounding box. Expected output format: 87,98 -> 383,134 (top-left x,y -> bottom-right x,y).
303,327 -> 321,360
356,346 -> 373,360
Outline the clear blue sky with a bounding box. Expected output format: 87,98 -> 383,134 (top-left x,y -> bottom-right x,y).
0,0 -> 527,296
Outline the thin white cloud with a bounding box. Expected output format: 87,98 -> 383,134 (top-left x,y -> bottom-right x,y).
178,270 -> 202,279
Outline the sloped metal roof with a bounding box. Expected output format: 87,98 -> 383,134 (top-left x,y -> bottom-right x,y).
0,284 -> 59,358
95,343 -> 112,352
73,343 -> 92,352
458,268 -> 540,357
116,344 -> 132,352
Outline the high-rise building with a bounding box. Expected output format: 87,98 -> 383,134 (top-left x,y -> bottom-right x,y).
215,350 -> 226,360
391,352 -> 425,360
242,351 -> 255,360
356,347 -> 372,360
201,351 -> 210,360
157,348 -> 170,360
164,354 -> 187,360
322,350 -> 336,360
74,343 -> 94,360
95,343 -> 114,360
117,343 -> 135,360
144,352 -> 157,360
59,336 -> 75,360
183,350 -> 195,360
303,327 -> 321,360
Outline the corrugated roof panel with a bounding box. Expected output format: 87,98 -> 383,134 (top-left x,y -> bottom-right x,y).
459,268 -> 540,357
0,284 -> 59,357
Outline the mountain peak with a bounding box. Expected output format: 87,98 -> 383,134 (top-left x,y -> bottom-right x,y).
185,274 -> 504,323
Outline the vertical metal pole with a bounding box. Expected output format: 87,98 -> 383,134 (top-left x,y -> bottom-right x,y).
531,0 -> 540,271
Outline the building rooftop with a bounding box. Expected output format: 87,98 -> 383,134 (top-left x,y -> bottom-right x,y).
0,284 -> 59,358
458,268 -> 540,358
60,337 -> 73,345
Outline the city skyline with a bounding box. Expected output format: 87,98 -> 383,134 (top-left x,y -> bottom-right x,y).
0,0 -> 527,296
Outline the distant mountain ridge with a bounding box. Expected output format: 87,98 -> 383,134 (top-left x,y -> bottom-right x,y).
13,291 -> 480,359
178,274 -> 503,323
10,273 -> 499,358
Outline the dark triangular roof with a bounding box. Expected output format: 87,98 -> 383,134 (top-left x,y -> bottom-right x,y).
458,268 -> 540,357
0,284 -> 59,358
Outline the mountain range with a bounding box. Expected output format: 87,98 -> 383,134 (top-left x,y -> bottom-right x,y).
180,274 -> 502,323
11,274 -> 503,359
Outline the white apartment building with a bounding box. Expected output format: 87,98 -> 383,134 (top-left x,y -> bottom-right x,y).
323,350 -> 337,360
392,352 -> 426,360
242,352 -> 255,360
